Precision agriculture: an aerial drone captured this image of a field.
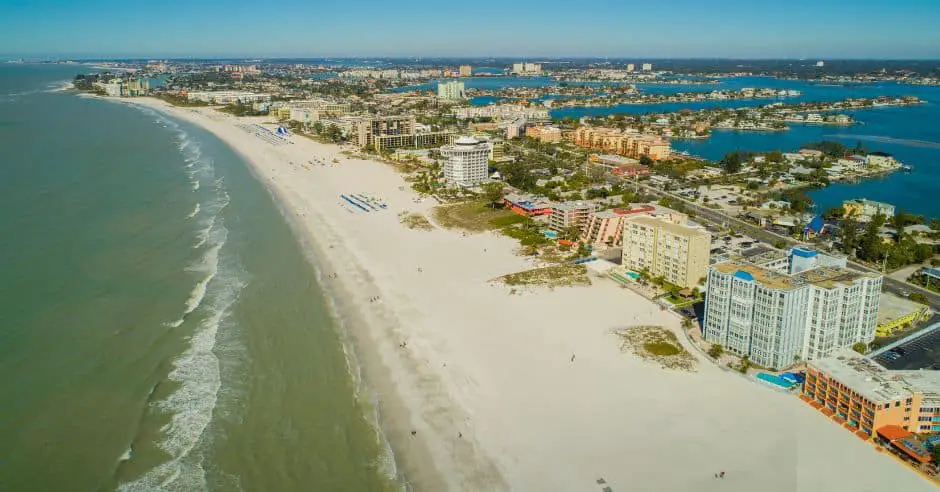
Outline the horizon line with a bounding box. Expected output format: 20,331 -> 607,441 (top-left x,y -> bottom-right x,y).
5,55 -> 940,62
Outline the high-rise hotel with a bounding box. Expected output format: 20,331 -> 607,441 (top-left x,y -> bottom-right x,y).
441,136 -> 491,187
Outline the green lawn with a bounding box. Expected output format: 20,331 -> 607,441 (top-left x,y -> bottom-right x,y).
431,200 -> 518,232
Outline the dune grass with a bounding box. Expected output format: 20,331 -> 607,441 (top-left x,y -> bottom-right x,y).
399,212 -> 434,231
615,326 -> 696,372
498,264 -> 590,288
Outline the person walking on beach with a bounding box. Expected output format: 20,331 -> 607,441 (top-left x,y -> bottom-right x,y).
719,471 -> 725,478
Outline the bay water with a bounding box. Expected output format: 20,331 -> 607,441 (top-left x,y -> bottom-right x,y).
0,64 -> 396,491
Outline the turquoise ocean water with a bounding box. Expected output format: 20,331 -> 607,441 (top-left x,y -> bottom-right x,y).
0,64 -> 395,491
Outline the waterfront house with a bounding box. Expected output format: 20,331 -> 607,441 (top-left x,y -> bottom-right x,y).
843,199 -> 896,221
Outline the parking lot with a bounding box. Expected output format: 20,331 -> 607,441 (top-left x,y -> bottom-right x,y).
873,323 -> 940,370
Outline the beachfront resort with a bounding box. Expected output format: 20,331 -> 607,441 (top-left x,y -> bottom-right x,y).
72,59 -> 940,488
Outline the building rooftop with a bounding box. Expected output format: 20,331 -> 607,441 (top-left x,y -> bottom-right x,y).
740,247 -> 787,266
844,198 -> 894,208
455,136 -> 478,145
811,349 -> 940,404
623,215 -> 707,238
797,266 -> 869,289
713,259 -> 876,290
552,201 -> 596,212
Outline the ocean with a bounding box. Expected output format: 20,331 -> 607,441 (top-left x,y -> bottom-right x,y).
0,64 -> 396,491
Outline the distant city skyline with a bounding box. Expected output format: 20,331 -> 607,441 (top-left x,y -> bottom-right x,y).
2,0 -> 940,59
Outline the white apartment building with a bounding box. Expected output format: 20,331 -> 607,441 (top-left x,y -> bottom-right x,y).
437,80 -> 466,100
186,91 -> 270,104
703,250 -> 883,369
454,104 -> 549,120
441,137 -> 490,187
642,63 -> 653,71
621,215 -> 710,289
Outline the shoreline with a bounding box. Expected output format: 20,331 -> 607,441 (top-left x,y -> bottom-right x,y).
111,96 -> 491,491
105,95 -> 935,492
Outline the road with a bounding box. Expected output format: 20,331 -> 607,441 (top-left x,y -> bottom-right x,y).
622,176 -> 940,311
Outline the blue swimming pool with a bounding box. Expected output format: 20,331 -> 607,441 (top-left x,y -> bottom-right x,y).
756,372 -> 797,389
543,231 -> 558,238
625,271 -> 640,280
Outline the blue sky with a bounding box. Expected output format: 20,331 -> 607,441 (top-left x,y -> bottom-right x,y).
2,0 -> 939,58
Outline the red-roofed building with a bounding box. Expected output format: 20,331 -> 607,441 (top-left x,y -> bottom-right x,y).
503,193 -> 552,217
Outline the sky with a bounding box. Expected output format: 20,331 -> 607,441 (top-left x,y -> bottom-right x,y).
2,0 -> 940,59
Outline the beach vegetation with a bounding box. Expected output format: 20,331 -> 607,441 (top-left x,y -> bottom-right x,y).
644,341 -> 681,356
431,200 -> 517,232
500,221 -> 552,247
498,264 -> 590,288
488,214 -> 527,228
217,103 -> 265,116
480,182 -> 505,208
614,326 -> 697,372
155,93 -> 209,107
399,212 -> 433,231
707,344 -> 723,358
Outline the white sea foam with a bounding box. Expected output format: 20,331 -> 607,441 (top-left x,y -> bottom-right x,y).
194,193 -> 229,249
191,180 -> 200,192
183,227 -> 225,316
119,258 -> 245,492
120,446 -> 133,462
120,219 -> 245,492
45,79 -> 74,93
186,203 -> 200,220
118,105 -> 247,491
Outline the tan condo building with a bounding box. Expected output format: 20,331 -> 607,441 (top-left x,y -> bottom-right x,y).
525,125 -> 562,143
621,215 -> 710,288
573,127 -> 671,160
549,201 -> 597,233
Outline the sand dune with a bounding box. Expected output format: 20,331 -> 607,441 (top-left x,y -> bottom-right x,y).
123,97 -> 934,492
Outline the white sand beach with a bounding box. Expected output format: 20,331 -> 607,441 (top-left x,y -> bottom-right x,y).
122,97 -> 935,492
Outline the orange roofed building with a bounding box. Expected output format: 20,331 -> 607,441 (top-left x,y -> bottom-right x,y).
503,193 -> 552,217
